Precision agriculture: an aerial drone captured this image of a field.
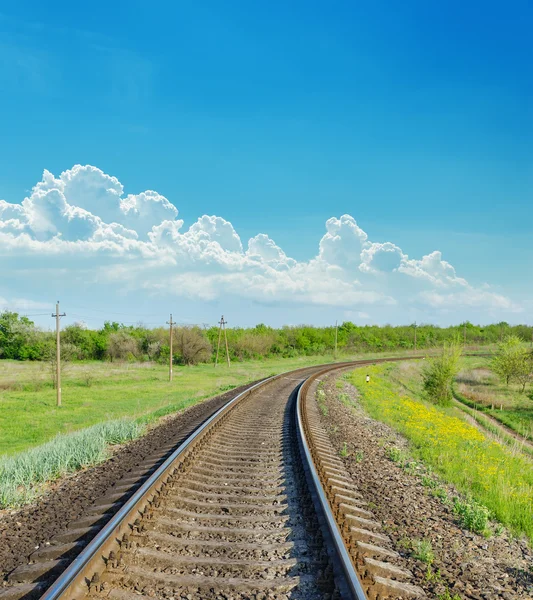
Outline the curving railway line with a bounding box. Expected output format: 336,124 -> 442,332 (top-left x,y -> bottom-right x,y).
2,360 -> 426,600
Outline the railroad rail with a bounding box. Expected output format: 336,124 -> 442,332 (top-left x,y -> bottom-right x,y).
2,358 -> 428,600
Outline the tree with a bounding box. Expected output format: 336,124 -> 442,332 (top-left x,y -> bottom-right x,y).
173,327 -> 212,365
0,311 -> 43,360
422,339 -> 463,406
515,350 -> 533,394
491,336 -> 528,387
107,332 -> 139,362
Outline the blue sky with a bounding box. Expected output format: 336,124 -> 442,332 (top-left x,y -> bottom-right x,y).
0,1 -> 531,329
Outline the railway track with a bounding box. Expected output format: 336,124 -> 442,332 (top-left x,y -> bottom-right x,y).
2,359 -> 427,600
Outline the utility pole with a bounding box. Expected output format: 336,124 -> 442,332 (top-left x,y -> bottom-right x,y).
167,314 -> 175,382
215,315 -> 230,368
51,301 -> 66,407
334,320 -> 338,360
414,321 -> 417,352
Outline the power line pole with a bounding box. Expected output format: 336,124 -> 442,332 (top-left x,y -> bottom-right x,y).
414,321 -> 417,352
167,314 -> 174,382
51,301 -> 66,407
334,320 -> 338,360
223,316 -> 230,367
215,315 -> 230,367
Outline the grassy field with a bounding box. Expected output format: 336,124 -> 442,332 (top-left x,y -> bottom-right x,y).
455,362 -> 533,438
349,361 -> 533,543
0,351 -> 430,457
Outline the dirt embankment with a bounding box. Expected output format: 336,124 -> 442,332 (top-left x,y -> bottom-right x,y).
318,371 -> 533,600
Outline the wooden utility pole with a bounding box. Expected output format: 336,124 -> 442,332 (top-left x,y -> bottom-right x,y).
215,316 -> 230,367
334,320 -> 338,360
167,314 -> 175,381
414,322 -> 417,352
51,301 -> 66,407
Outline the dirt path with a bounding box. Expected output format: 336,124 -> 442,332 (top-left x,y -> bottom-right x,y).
453,397 -> 533,454
317,371 -> 533,600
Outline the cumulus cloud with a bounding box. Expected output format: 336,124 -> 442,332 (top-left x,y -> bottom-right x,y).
0,165 -> 520,320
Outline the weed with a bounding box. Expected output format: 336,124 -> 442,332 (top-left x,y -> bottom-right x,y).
387,446 -> 410,468
410,539 -> 435,565
425,566 -> 442,583
317,388 -> 328,416
354,450 -> 364,463
339,442 -> 348,457
338,392 -> 351,407
452,497 -> 490,534
437,590 -> 461,600
422,475 -> 439,489
431,487 -> 448,502
335,379 -> 344,389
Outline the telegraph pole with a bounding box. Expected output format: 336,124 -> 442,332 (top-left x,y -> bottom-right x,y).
167,314 -> 175,381
414,321 -> 417,352
223,316 -> 230,367
334,320 -> 338,360
51,301 -> 66,407
215,316 -> 230,367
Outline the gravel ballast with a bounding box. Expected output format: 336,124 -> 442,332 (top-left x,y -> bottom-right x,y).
317,370 -> 533,600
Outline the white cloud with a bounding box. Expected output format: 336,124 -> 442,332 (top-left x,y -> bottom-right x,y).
0,165 -> 520,321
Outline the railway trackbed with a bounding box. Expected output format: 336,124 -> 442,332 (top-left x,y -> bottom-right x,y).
2,360 -> 426,600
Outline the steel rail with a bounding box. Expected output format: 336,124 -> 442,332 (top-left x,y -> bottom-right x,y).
295,366 -> 367,600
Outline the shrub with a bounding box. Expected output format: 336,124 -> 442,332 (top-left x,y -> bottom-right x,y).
422,340 -> 462,406
174,327 -> 212,365
107,332 -> 139,362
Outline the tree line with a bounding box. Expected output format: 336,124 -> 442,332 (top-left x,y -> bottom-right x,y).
1,310 -> 532,365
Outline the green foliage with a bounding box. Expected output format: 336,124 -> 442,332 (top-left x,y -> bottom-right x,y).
437,591 -> 461,600
410,539 -> 435,565
339,442 -> 348,457
491,336 -> 532,390
2,310 -> 532,365
452,497 -> 490,534
0,419 -> 144,508
422,339 -> 463,405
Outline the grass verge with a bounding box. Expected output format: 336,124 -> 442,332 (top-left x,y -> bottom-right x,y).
348,364 -> 533,544
0,419 -> 143,508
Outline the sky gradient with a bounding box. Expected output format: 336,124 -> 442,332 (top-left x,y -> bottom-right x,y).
0,1 -> 531,329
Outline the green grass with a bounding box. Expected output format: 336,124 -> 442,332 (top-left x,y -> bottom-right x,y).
0,419 -> 143,507
455,359 -> 533,438
349,363 -> 533,544
0,350 -> 431,457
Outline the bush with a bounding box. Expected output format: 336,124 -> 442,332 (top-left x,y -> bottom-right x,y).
422,340 -> 462,406
107,332 -> 139,361
174,327 -> 212,365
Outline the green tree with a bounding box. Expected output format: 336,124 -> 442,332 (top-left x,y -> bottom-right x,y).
422,339 -> 463,406
491,336 -> 528,387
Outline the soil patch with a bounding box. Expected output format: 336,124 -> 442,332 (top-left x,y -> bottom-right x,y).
0,380 -> 260,579
318,371 -> 533,599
